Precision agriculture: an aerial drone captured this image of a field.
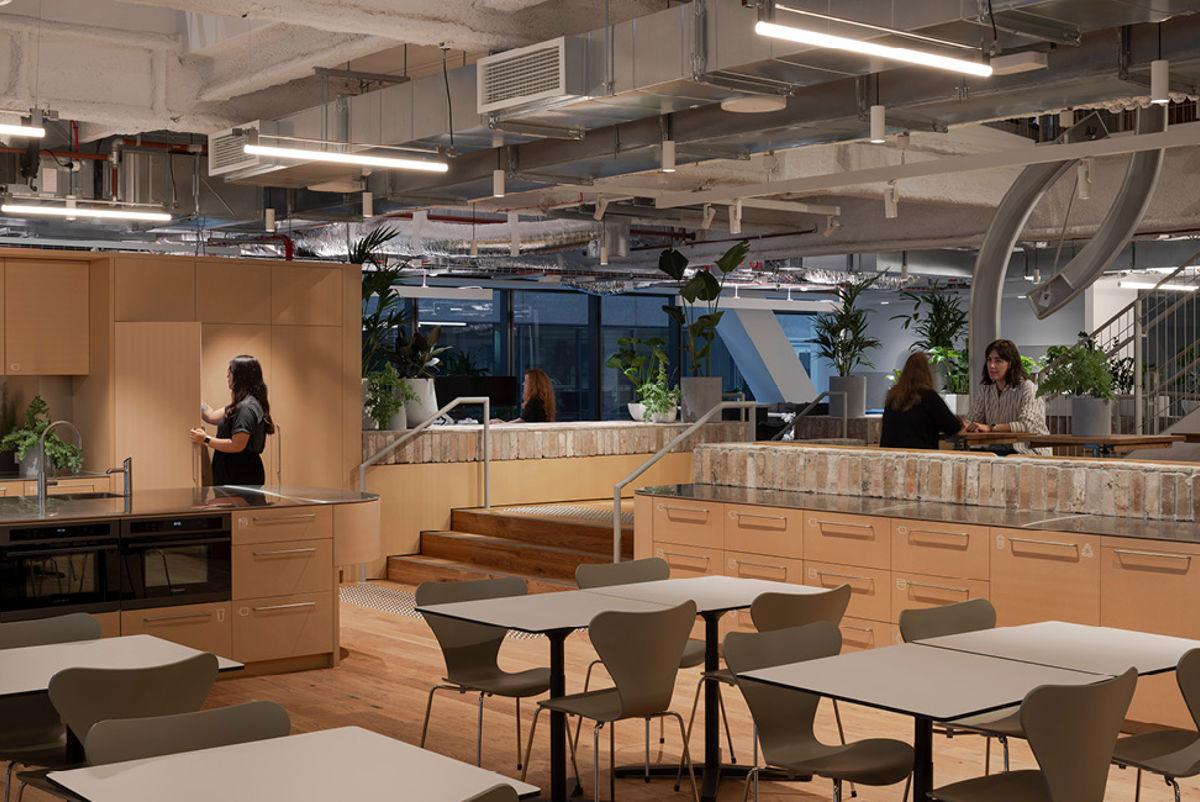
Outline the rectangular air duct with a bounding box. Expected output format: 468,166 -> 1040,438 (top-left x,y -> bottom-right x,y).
206,120 -> 285,178
476,37 -> 588,114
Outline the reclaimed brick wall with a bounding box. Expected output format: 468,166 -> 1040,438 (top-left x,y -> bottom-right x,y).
693,443 -> 1200,521
365,420 -> 753,465
791,416 -> 882,443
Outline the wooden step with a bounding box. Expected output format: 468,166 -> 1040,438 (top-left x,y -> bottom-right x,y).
385,554 -> 571,594
450,508 -> 633,558
420,530 -> 608,582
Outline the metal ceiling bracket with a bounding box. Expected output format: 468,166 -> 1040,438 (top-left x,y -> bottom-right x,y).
971,9 -> 1082,46
486,118 -> 586,141
312,67 -> 411,86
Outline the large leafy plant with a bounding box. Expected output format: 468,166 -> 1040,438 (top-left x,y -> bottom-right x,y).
0,396 -> 83,473
891,282 -> 967,351
357,227 -> 411,376
393,326 -> 450,379
658,240 -> 750,377
1038,333 -> 1114,399
606,336 -> 670,401
813,275 -> 882,376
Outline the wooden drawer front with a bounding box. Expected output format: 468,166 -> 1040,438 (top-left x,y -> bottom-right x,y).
654,543 -> 721,578
26,478 -> 112,496
653,501 -> 722,549
121,602 -> 231,656
724,505 -> 803,559
892,520 -> 988,580
94,612 -> 122,639
233,591 -> 334,663
0,481 -> 22,497
805,561 -> 890,622
840,617 -> 893,653
892,573 -> 989,622
724,554 -> 804,585
1100,539 -> 1200,638
804,512 -> 890,568
233,506 -> 333,545
233,538 -> 333,600
990,529 -> 1100,626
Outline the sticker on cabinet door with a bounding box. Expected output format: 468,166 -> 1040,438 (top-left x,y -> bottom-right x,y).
895,577 -> 907,590
1081,543 -> 1094,558
995,533 -> 1005,549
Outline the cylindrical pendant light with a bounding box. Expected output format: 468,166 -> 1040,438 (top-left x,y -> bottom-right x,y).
661,139 -> 676,173
869,105 -> 886,144
361,191 -> 373,218
1151,59 -> 1170,105
493,169 -> 505,198
264,207 -> 276,233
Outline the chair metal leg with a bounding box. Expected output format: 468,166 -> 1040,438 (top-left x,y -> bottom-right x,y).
572,659 -> 602,756
716,684 -> 737,764
520,705 -> 544,782
984,735 -> 992,776
834,778 -> 843,802
1168,776 -> 1181,802
1133,768 -> 1141,802
902,772 -> 912,802
567,714 -> 585,794
610,723 -> 616,802
644,719 -> 651,782
514,697 -> 523,771
594,723 -> 603,802
4,761 -> 15,802
667,711 -> 700,802
477,692 -> 486,767
1000,735 -> 1009,772
419,684 -> 458,749
12,781 -> 23,802
831,699 -> 854,797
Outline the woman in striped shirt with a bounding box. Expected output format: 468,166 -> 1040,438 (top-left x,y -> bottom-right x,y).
963,339 -> 1050,455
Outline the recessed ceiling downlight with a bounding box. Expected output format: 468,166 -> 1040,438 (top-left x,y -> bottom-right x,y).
720,95 -> 787,114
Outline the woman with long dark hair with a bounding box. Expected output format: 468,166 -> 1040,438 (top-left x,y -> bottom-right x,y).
189,355 -> 275,485
879,351 -> 962,450
963,338 -> 1049,454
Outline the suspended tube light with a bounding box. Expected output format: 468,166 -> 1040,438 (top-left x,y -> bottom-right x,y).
1,201 -> 171,222
0,123 -> 45,138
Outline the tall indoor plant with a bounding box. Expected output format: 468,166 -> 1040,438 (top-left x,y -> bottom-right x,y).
891,282 -> 969,413
813,275 -> 881,419
1038,333 -> 1115,436
658,239 -> 750,421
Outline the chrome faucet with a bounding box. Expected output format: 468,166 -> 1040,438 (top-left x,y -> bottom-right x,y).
106,456 -> 133,498
37,420 -> 82,517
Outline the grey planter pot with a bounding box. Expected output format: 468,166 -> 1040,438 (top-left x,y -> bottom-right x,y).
387,404 -> 408,431
405,378 -> 439,426
828,375 -> 866,419
18,449 -> 41,478
1071,396 -> 1113,437
681,377 -> 723,422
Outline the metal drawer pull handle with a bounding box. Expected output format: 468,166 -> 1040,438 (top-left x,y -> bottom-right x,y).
817,571 -> 873,585
909,529 -> 970,540
815,520 -> 873,530
1113,549 -> 1192,562
660,550 -> 710,563
906,581 -> 969,594
731,559 -> 787,574
249,513 -> 318,523
252,547 -> 318,556
143,612 -> 213,623
252,602 -> 318,612
842,625 -> 873,633
664,506 -> 709,519
1008,537 -> 1078,552
731,512 -> 787,523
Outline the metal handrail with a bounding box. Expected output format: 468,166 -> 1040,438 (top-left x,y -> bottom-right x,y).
612,401 -> 756,562
357,396 -> 492,509
771,390 -> 847,441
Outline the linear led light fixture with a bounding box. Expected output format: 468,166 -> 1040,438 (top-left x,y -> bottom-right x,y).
394,285 -> 493,301
1,201 -> 171,222
755,20 -> 993,77
0,123 -> 45,138
1118,280 -> 1196,292
241,131 -> 447,173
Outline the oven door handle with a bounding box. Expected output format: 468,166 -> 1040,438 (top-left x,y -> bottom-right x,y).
9,545 -> 118,557
121,537 -> 231,550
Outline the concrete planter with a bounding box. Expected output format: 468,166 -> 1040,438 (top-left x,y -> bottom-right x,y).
1071,396 -> 1113,437
405,378 -> 439,426
681,377 -> 722,422
828,375 -> 866,419
387,403 -> 408,431
18,449 -> 40,478
941,393 -> 970,416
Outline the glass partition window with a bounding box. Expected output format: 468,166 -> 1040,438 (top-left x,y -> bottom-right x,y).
512,291 -> 596,421
777,312 -> 824,394
600,295 -> 675,420
416,296 -> 502,376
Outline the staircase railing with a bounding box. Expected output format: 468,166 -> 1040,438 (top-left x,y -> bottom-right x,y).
611,401 -> 756,563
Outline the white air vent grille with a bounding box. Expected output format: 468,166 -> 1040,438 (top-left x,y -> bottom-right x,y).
209,130 -> 251,174
477,37 -> 584,114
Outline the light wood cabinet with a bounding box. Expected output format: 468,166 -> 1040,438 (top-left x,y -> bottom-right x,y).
233,537 -> 333,600
114,256 -> 195,321
270,325 -> 344,488
653,499 -> 722,549
724,504 -> 803,559
121,601 -> 231,655
271,265 -> 343,326
804,511 -> 890,568
805,560 -> 891,622
232,505 -> 333,545
892,520 -> 988,580
6,259 -> 89,374
93,611 -> 122,638
840,617 -> 895,653
23,477 -> 114,496
990,528 -> 1100,626
196,261 -> 272,324
724,553 -> 803,585
892,572 -> 989,620
232,590 -> 334,663
114,322 -> 202,490
654,543 -> 720,577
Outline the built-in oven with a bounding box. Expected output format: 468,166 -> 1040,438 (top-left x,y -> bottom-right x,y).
119,514 -> 231,609
0,521 -> 121,621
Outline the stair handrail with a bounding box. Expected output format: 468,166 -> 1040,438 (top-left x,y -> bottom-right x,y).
358,396 -> 492,509
770,390 -> 847,441
611,401 -> 757,563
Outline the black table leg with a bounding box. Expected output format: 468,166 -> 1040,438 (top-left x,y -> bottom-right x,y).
913,717 -> 933,802
700,610 -> 721,802
548,630 -> 568,802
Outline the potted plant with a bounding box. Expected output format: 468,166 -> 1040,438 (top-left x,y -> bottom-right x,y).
813,275 -> 882,419
606,335 -> 673,421
658,240 -> 750,421
364,363 -> 418,430
638,364 -> 681,423
892,283 -> 969,413
0,396 -> 83,477
0,387 -> 18,474
357,227 -> 411,427
393,326 -> 449,425
1038,333 -> 1115,436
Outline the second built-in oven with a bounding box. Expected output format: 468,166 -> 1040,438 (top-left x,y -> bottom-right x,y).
119,514 -> 231,609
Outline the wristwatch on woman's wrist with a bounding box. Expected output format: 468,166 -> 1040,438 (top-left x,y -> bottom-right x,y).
204,436 -> 211,445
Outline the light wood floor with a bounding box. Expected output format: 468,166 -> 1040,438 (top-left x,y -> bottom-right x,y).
24,582 -> 1200,801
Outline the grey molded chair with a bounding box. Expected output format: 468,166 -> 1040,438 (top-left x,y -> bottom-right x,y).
724,621 -> 914,802
83,701 -> 291,765
521,601 -> 701,802
416,577 -> 551,770
1112,648 -> 1200,802
0,614 -> 102,802
929,668 -> 1138,802
898,599 -> 1022,774
573,558 -> 723,771
460,783 -> 520,802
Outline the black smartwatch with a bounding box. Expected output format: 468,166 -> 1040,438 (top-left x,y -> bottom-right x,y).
204,436 -> 211,445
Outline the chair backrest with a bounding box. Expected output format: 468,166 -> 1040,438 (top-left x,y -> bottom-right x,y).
48,652 -> 219,744
750,584 -> 851,632
1175,648 -> 1200,729
722,622 -> 841,763
460,783 -> 520,802
575,557 -> 670,589
84,700 -> 290,765
0,613 -> 101,650
588,601 -> 697,718
1020,668 -> 1137,802
416,577 -> 527,682
897,599 -> 997,642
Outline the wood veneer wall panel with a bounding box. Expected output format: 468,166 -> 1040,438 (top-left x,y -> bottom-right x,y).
6,259 -> 89,374
72,259 -> 115,473
196,260 -> 272,324
271,325 -> 343,488
271,265 -> 342,326
114,255 -> 195,321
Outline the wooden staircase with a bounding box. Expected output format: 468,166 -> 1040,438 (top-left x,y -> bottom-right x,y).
387,502 -> 635,593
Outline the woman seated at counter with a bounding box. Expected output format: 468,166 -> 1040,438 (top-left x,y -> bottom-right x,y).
962,338 -> 1050,455
879,352 -> 963,449
491,368 -> 557,423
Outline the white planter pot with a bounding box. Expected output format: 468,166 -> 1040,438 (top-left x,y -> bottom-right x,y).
1071,396 -> 1113,437
828,375 -> 866,419
361,378 -> 375,429
628,402 -> 646,422
941,393 -> 971,416
405,378 -> 439,426
628,402 -> 677,423
681,377 -> 722,422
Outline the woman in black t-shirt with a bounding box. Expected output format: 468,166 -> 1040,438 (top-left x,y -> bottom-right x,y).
879,351 -> 962,450
491,368 -> 557,423
189,355 -> 276,485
